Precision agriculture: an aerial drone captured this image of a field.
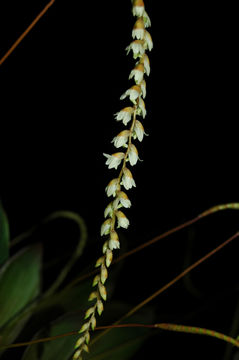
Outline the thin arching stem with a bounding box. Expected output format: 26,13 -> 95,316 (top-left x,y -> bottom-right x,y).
0,0 -> 55,66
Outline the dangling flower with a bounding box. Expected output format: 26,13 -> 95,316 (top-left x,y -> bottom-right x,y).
116,210 -> 130,229
133,120 -> 146,142
144,30 -> 153,51
128,143 -> 139,166
138,53 -> 150,76
112,130 -> 130,148
114,107 -> 134,125
100,219 -> 112,236
121,167 -> 136,190
117,191 -> 131,208
139,79 -> 146,99
103,152 -> 125,169
137,96 -> 146,117
143,11 -> 151,27
129,63 -> 144,84
126,40 -> 145,58
132,18 -> 145,40
105,178 -> 119,197
132,0 -> 145,17
120,85 -> 141,102
104,202 -> 113,218
108,230 -> 120,250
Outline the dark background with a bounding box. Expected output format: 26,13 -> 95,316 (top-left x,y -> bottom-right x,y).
0,1 -> 238,359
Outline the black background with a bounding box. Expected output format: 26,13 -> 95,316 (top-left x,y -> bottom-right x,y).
0,1 -> 238,359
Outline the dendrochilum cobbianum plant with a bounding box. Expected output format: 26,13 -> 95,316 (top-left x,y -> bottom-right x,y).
73,1 -> 153,359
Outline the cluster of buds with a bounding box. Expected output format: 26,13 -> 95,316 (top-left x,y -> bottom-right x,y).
73,1 -> 152,359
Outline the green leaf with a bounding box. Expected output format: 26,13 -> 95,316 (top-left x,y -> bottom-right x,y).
0,244 -> 42,332
0,202 -> 10,266
22,313 -> 81,360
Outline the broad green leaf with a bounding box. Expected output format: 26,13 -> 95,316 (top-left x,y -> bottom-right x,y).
0,202 -> 10,266
22,313 -> 81,360
0,244 -> 42,330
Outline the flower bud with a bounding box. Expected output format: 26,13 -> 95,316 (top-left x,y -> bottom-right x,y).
105,248 -> 113,267
100,263 -> 108,284
98,281 -> 107,301
84,306 -> 95,320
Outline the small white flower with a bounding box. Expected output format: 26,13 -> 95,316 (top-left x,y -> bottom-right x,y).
143,11 -> 151,28
144,30 -> 153,51
112,130 -> 130,148
137,96 -> 146,117
121,167 -> 136,190
100,219 -> 111,236
128,143 -> 139,166
140,79 -> 146,99
129,64 -> 144,84
104,202 -> 113,218
116,210 -> 130,229
120,85 -> 141,103
117,191 -> 131,208
108,230 -> 120,250
132,0 -> 145,17
133,120 -> 145,141
114,107 -> 134,126
103,152 -> 125,169
138,53 -> 150,76
105,178 -> 119,197
126,40 -> 145,58
132,18 -> 145,40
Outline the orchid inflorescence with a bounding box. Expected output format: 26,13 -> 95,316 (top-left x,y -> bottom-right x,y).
73,1 -> 152,358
